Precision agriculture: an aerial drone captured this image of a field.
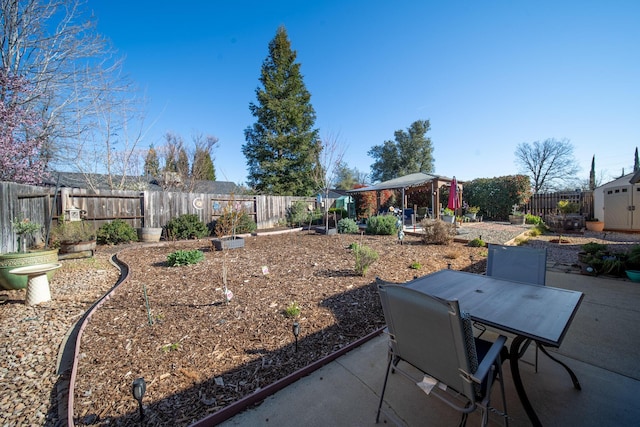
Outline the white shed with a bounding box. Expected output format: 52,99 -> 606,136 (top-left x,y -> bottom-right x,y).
593,172 -> 640,231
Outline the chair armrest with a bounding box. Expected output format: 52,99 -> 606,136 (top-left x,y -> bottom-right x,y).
471,335 -> 507,383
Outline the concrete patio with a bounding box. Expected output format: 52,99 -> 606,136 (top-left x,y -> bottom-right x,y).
217,271 -> 640,427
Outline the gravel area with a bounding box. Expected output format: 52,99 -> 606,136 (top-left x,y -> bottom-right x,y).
1,223 -> 639,426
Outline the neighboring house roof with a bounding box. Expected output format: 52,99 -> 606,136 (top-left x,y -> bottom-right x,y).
43,172 -> 237,193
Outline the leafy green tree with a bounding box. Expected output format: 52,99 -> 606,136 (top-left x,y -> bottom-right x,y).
334,161 -> 362,190
368,120 -> 434,182
144,145 -> 160,177
243,26 -> 320,196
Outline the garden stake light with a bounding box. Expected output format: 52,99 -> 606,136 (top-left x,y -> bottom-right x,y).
132,377 -> 146,422
292,322 -> 300,352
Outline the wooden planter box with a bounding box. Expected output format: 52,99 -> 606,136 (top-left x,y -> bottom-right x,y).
508,215 -> 526,225
315,227 -> 337,235
212,237 -> 245,251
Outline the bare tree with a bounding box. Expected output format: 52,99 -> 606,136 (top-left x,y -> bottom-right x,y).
0,0 -> 133,173
313,133 -> 346,231
514,138 -> 580,193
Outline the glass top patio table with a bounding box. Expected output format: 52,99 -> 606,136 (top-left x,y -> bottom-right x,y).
403,269 -> 583,347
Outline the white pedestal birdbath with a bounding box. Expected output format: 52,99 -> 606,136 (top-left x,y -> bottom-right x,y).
9,263 -> 62,305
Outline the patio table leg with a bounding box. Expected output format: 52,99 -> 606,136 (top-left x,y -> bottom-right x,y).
537,343 -> 581,390
510,335 -> 542,427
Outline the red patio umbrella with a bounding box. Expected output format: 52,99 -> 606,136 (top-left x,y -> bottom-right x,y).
447,176 -> 461,212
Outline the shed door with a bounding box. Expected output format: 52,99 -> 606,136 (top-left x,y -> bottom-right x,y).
603,185 -> 638,230
634,186 -> 640,230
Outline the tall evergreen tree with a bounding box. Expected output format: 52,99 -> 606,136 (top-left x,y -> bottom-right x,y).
144,145 -> 160,177
192,148 -> 216,181
368,120 -> 434,182
177,148 -> 190,180
634,147 -> 639,172
589,155 -> 596,190
243,26 -> 320,196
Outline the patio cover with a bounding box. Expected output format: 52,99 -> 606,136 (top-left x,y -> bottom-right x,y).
346,172 -> 448,193
347,172 -> 459,219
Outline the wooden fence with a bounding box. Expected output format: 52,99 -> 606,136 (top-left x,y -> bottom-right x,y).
525,191 -> 594,220
0,182 -> 327,253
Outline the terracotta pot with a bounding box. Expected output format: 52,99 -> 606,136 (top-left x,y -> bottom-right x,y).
585,221 -> 604,232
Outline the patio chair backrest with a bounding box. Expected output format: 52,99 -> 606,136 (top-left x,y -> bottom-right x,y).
486,244 -> 547,286
377,282 -> 478,401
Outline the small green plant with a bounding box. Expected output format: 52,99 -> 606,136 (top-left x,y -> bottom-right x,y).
166,249 -> 205,266
283,301 -> 301,318
410,261 -> 422,270
525,214 -> 543,225
468,237 -> 485,247
338,218 -> 359,234
97,219 -> 138,245
353,243 -> 379,276
365,215 -> 397,235
166,214 -> 209,240
443,208 -> 455,216
161,342 -> 180,352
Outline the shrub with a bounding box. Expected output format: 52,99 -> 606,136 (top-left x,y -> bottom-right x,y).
525,214 -> 543,225
365,215 -> 397,235
97,219 -> 138,245
626,245 -> 640,270
468,238 -> 485,247
328,207 -> 348,218
420,219 -> 455,245
352,243 -> 378,276
338,218 -> 359,234
286,201 -> 311,227
410,261 -> 422,270
166,249 -> 204,266
214,211 -> 256,237
581,242 -> 608,254
166,214 -> 209,240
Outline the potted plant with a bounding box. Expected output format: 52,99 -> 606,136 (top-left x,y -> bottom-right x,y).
441,208 -> 455,223
50,217 -> 97,257
508,205 -> 526,225
464,206 -> 480,221
624,245 -> 640,282
211,197 -> 256,250
585,218 -> 605,232
0,216 -> 59,290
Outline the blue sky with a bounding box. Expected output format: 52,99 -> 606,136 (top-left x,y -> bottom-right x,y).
89,0 -> 640,186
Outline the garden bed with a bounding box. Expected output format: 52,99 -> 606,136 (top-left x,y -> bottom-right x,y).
72,232 -> 489,425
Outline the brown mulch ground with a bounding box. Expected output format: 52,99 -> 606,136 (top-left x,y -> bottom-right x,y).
73,232 -> 492,426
